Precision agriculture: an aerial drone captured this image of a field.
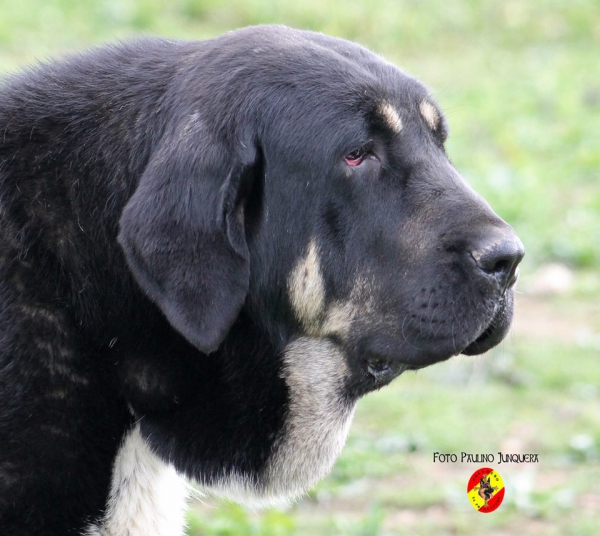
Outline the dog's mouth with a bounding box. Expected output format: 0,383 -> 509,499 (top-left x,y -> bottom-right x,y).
345,284 -> 517,397
461,290 -> 514,356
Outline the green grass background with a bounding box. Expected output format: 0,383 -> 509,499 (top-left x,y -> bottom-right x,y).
1,1 -> 598,534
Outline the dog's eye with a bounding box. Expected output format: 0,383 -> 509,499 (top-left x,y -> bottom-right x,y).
344,144 -> 379,167
345,148 -> 367,166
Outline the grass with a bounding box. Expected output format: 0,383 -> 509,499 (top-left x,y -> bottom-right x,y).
1,1 -> 598,534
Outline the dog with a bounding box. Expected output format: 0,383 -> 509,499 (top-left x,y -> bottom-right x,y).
0,25 -> 524,535
474,474 -> 499,507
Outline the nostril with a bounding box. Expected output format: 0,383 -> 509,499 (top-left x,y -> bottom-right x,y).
489,259 -> 509,276
471,238 -> 524,288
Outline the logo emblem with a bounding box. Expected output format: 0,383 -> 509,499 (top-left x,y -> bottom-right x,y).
467,467 -> 505,513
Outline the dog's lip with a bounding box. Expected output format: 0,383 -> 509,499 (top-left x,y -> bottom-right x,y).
397,291 -> 515,364
399,362 -> 426,372
505,268 -> 519,291
354,285 -> 516,385
459,319 -> 497,356
365,353 -> 404,383
361,342 -> 447,379
461,292 -> 513,356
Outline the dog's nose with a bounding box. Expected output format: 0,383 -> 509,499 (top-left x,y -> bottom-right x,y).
470,232 -> 524,289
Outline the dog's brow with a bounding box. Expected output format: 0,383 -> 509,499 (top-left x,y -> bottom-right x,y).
378,102 -> 403,133
419,100 -> 440,131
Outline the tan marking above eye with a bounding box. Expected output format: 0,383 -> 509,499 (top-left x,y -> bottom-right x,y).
379,102 -> 403,132
419,100 -> 439,130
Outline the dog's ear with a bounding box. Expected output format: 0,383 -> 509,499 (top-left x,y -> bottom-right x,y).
118,118 -> 261,354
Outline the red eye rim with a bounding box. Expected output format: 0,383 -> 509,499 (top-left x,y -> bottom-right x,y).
345,148 -> 367,166
345,142 -> 379,167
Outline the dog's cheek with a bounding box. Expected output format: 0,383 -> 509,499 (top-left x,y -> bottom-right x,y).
288,240 -> 327,335
264,337 -> 356,500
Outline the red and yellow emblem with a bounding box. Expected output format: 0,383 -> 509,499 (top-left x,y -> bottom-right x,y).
467,467 -> 505,513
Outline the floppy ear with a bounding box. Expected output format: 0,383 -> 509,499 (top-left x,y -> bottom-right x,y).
118,119 -> 260,354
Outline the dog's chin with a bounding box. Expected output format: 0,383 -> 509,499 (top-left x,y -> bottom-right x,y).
461,291 -> 514,356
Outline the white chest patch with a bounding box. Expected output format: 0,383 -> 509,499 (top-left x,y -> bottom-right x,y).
85,425 -> 189,536
87,338 -> 355,527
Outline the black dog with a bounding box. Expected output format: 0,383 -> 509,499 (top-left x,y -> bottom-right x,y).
0,25 -> 523,535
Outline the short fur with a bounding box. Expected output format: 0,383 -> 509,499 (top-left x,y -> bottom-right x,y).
0,25 -> 523,535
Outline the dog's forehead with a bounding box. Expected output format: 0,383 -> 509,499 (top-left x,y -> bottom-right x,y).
228,27 -> 433,108
195,26 -> 449,165
277,35 -> 444,135
199,26 -> 446,151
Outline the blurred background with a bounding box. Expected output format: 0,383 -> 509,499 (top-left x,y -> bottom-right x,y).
1,1 -> 598,534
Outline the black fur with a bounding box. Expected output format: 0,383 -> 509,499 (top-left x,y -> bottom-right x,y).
0,26 -> 523,534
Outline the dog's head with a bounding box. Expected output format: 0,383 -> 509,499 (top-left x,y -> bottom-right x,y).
118,26 -> 523,502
